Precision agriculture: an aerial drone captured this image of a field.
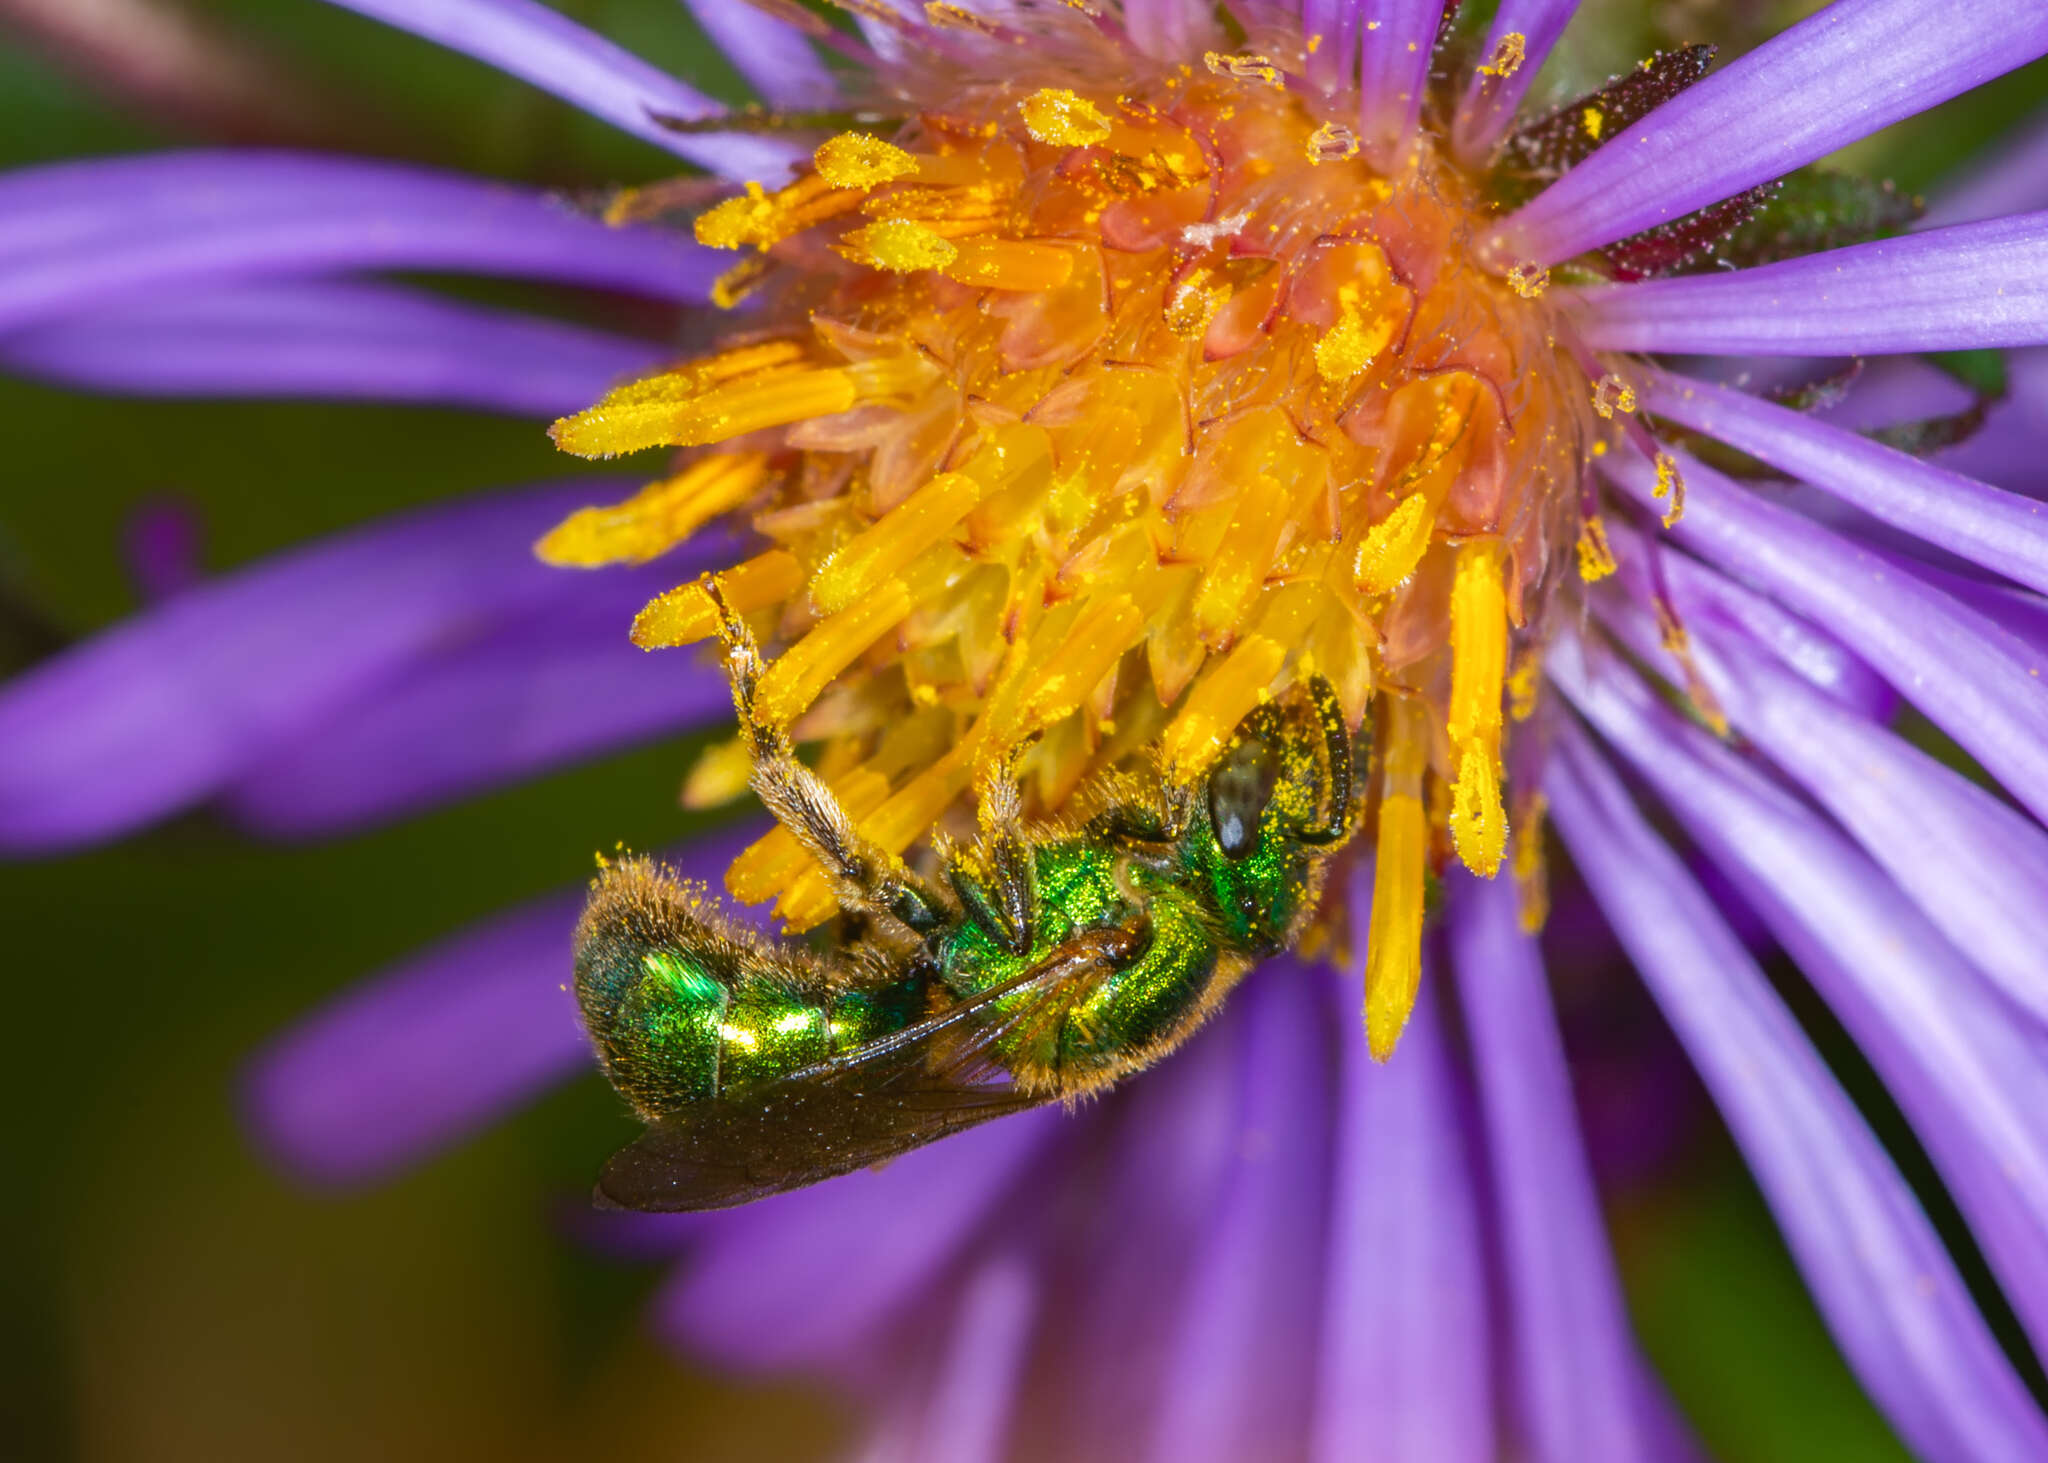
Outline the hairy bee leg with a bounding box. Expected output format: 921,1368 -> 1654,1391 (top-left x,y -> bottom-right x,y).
947,761 -> 1036,956
701,581 -> 951,937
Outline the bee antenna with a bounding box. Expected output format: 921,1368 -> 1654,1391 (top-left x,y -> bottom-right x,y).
1294,676 -> 1353,846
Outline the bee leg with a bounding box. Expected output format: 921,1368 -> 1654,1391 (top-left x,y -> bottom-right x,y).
702,581 -> 951,939
946,760 -> 1036,956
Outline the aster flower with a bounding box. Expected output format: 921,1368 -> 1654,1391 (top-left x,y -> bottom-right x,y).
5,0 -> 2048,1458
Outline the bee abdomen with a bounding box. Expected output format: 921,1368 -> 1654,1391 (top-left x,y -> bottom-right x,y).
571,856 -> 918,1117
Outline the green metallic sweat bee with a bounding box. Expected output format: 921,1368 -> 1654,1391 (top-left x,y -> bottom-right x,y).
573,589 -> 1360,1211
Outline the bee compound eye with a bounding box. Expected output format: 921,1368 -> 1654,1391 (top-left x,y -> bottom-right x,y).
1206,731 -> 1280,860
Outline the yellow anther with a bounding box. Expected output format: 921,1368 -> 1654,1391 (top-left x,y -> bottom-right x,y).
681,736 -> 756,810
1653,452 -> 1686,527
1315,283 -> 1396,383
1447,539 -> 1509,878
814,133 -> 919,189
695,182 -> 781,250
1576,514 -> 1617,581
551,353 -> 930,458
1203,52 -> 1283,87
838,217 -> 960,273
1507,646 -> 1541,721
1365,695 -> 1429,1061
710,255 -> 769,309
630,551 -> 803,650
1512,790 -> 1549,933
1582,106 -> 1604,140
811,471 -> 982,614
1591,375 -> 1637,419
1306,121 -> 1360,164
1161,634 -> 1288,785
535,453 -> 769,566
1505,262 -> 1549,298
1354,492 -> 1434,595
1019,88 -> 1112,147
1478,31 -> 1526,79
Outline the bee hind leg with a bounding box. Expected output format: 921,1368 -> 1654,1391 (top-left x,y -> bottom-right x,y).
701,580 -> 952,939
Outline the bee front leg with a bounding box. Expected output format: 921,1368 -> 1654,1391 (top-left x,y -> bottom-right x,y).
702,581 -> 951,939
946,760 -> 1036,957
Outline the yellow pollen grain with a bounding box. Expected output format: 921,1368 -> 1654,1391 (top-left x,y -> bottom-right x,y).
1576,514 -> 1618,581
536,453 -> 768,567
1447,539 -> 1509,878
1653,452 -> 1686,527
1582,106 -> 1604,140
1365,694 -> 1428,1061
1505,262 -> 1549,298
1507,647 -> 1541,721
1306,121 -> 1360,163
1019,88 -> 1111,147
814,132 -> 919,189
695,182 -> 777,249
1307,32 -> 1323,53
1354,492 -> 1434,595
1592,376 -> 1637,419
924,0 -> 998,32
1478,31 -> 1526,78
839,217 -> 959,273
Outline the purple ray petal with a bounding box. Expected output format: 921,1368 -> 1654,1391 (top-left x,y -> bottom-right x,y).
1148,966 -> 1334,1463
1122,0 -> 1208,63
905,1255 -> 1040,1463
1449,870 -> 1683,1463
1312,943 -> 1493,1463
224,589 -> 728,838
1934,348 -> 2048,496
1571,212 -> 2048,357
679,0 -> 834,109
1450,0 -> 1577,163
0,151 -> 719,336
1642,371 -> 2048,598
0,482 -> 716,852
1923,106 -> 2048,229
243,821 -> 764,1186
1547,725 -> 2048,1463
1491,0 -> 2048,267
0,279 -> 665,415
1605,448 -> 2048,828
1554,641 -> 2048,1359
1356,1 -> 1449,159
652,1103 -> 1065,1375
1601,590 -> 2048,1030
1035,998 -> 1242,1463
318,0 -> 799,176
1605,520 -> 1893,720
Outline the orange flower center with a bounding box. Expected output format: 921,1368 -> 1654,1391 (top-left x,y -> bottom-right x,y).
544,54 -> 1610,1050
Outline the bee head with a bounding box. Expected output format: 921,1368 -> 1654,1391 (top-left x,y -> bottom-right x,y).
1190,676 -> 1359,953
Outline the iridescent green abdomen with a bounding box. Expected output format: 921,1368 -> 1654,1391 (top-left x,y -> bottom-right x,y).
573,861 -> 925,1118
938,838 -> 1220,1081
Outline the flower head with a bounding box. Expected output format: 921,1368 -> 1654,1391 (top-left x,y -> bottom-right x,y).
6,0 -> 2048,1458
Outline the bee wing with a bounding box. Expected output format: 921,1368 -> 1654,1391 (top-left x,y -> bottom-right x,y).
592,928 -> 1133,1212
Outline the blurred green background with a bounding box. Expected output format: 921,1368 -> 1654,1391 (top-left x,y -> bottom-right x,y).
0,3 -> 2042,1459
